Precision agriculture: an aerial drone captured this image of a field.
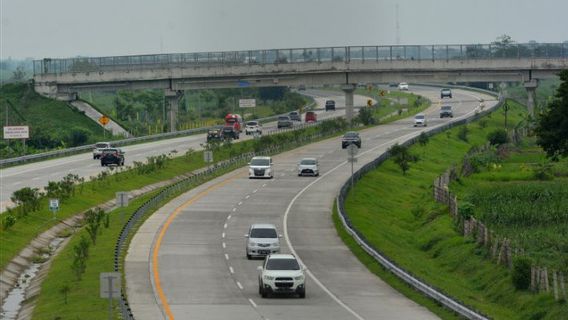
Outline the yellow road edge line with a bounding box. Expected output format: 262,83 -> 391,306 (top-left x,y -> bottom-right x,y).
152,172 -> 241,320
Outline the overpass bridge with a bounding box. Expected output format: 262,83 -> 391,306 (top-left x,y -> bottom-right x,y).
33,42 -> 568,130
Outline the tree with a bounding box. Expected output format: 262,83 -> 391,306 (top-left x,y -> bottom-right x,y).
389,143 -> 416,175
357,107 -> 376,126
535,70 -> 568,159
11,66 -> 26,82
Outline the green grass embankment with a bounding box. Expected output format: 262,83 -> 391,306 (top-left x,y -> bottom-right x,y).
340,100 -> 567,319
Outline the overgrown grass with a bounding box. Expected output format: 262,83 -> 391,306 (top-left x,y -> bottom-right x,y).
340,100 -> 568,319
451,139 -> 568,270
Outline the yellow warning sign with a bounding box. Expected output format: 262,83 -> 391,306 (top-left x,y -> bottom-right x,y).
99,116 -> 110,126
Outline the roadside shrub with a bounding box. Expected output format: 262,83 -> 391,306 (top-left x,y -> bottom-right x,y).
458,125 -> 469,142
2,214 -> 17,230
478,119 -> 488,129
487,129 -> 509,146
512,256 -> 532,290
418,132 -> 429,146
357,107 -> 376,126
389,143 -> 417,175
458,201 -> 475,220
10,187 -> 43,216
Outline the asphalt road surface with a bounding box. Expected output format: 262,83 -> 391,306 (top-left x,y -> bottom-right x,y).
125,86 -> 497,319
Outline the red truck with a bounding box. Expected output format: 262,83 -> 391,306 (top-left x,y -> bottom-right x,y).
224,114 -> 243,132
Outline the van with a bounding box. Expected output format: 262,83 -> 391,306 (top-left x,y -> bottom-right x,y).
325,100 -> 336,111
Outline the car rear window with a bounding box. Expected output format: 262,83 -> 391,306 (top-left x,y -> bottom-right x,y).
326,100 -> 335,105
266,258 -> 300,270
344,132 -> 359,138
250,228 -> 277,238
278,116 -> 290,121
415,115 -> 425,119
96,143 -> 109,148
442,106 -> 452,110
246,121 -> 258,126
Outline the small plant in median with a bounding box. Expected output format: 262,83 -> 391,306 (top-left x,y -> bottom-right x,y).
70,235 -> 90,280
487,128 -> 509,146
512,256 -> 532,290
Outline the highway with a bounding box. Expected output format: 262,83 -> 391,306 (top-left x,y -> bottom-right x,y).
125,86 -> 497,319
0,92 -> 370,212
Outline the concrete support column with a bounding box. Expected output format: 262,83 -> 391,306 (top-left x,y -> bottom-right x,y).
342,84 -> 356,124
165,89 -> 183,132
524,80 -> 538,117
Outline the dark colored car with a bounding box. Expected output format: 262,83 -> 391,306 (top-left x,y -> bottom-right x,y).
277,116 -> 293,128
341,131 -> 361,149
440,105 -> 453,118
289,111 -> 301,121
207,129 -> 222,142
305,111 -> 317,123
222,126 -> 240,140
100,148 -> 125,166
325,100 -> 336,111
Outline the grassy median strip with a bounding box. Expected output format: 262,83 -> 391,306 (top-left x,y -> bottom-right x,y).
339,100 -> 567,319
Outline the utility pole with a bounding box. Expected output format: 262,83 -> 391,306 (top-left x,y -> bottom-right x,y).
395,4 -> 401,45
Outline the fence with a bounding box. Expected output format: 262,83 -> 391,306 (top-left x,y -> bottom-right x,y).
34,42 -> 568,75
433,158 -> 567,301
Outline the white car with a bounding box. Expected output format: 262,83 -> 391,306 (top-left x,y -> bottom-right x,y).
93,142 -> 111,159
257,254 -> 306,298
245,121 -> 262,135
297,158 -> 319,176
245,224 -> 281,259
249,156 -> 274,179
398,82 -> 409,90
413,113 -> 427,127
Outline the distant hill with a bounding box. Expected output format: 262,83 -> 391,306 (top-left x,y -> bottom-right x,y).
0,82 -> 110,158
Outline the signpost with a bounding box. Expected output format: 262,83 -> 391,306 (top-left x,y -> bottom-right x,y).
49,198 -> 59,220
99,116 -> 110,139
346,144 -> 359,193
204,150 -> 213,170
100,272 -> 121,320
3,126 -> 29,154
238,99 -> 256,108
116,192 -> 128,224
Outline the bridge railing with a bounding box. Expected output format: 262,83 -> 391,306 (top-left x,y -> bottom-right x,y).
34,42 -> 568,75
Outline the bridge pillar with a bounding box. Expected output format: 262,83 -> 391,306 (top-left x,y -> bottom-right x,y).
524,80 -> 538,116
342,84 -> 356,124
165,89 -> 183,132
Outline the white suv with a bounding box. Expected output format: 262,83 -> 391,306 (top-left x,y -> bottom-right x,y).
249,156 -> 274,179
245,121 -> 262,135
93,142 -> 111,159
297,158 -> 319,176
257,254 -> 306,298
398,82 -> 409,90
245,224 -> 281,259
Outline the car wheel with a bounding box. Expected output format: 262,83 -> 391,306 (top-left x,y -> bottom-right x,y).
259,282 -> 263,295
260,285 -> 268,298
299,289 -> 306,299
247,253 -> 252,260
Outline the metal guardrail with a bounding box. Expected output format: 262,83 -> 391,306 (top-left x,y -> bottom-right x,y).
335,91 -> 501,319
0,103 -> 316,167
34,42 -> 568,75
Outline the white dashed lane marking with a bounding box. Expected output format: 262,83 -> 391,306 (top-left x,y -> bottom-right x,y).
224,253 -> 229,260
229,266 -> 234,274
222,242 -> 226,249
236,281 -> 244,290
248,298 -> 257,308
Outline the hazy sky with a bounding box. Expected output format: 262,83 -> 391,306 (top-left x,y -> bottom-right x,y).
1,0 -> 567,59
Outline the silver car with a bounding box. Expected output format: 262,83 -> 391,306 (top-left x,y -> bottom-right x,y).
245,224 -> 281,259
298,158 -> 319,176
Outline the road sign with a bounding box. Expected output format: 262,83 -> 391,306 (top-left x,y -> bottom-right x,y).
99,116 -> 110,126
3,126 -> 29,139
346,144 -> 359,160
239,99 -> 256,108
100,272 -> 121,298
367,99 -> 373,107
49,199 -> 59,212
380,90 -> 385,97
116,192 -> 129,207
204,150 -> 213,163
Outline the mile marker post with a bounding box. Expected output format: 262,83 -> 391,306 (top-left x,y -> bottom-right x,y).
116,192 -> 128,225
347,144 -> 358,194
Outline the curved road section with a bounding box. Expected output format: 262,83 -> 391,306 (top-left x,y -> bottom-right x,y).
126,86 -> 497,319
0,93 -> 369,212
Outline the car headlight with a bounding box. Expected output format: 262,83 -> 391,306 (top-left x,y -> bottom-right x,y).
294,275 -> 304,281
271,243 -> 279,247
264,275 -> 275,281
249,241 -> 257,246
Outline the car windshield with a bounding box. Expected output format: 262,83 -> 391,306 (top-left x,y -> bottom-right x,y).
246,121 -> 258,126
300,159 -> 316,165
442,89 -> 450,92
290,112 -> 298,115
223,127 -> 233,131
96,143 -> 109,148
442,106 -> 452,110
250,228 -> 277,238
278,116 -> 289,121
250,158 -> 270,166
326,101 -> 334,105
416,115 -> 425,119
344,132 -> 359,138
102,149 -> 118,154
266,258 -> 300,270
